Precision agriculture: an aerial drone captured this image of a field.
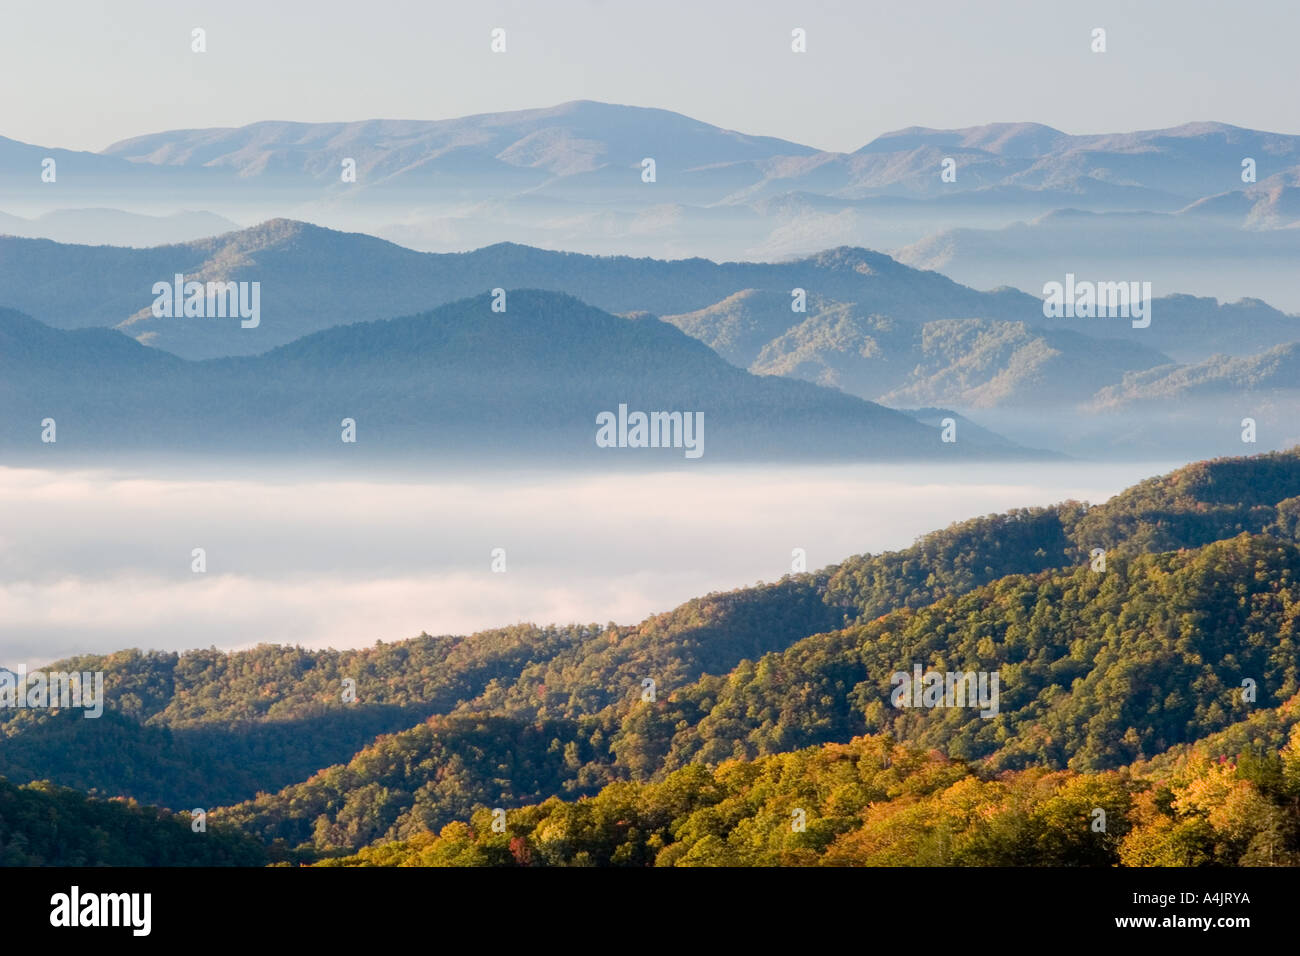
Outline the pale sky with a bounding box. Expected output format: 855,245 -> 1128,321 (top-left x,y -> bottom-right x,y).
2,0 -> 1298,153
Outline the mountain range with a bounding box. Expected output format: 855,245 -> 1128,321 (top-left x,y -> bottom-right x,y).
4,218 -> 1298,459
91,105 -> 1300,209
5,101 -> 1300,279
0,219 -> 1041,358
9,219 -> 1292,368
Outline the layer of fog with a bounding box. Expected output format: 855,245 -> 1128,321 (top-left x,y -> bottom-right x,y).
0,461 -> 1181,669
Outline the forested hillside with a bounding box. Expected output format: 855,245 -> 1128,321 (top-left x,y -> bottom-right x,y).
8,448 -> 1300,864
0,778 -> 266,866
1,580 -> 842,809
220,532 -> 1300,855
317,730 -> 1300,867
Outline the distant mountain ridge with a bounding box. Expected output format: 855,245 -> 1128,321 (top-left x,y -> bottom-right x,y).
895,207 -> 1300,315
3,219 -> 1290,370
0,293 -> 1036,462
1089,342 -> 1300,410
4,220 -> 1297,462
101,101 -> 816,192
92,106 -> 1300,206
0,220 -> 1044,358
663,292 -> 1177,407
0,207 -> 238,247
7,103 -> 1300,277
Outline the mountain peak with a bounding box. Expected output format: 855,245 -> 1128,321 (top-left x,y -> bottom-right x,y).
799,245 -> 904,274
857,122 -> 1068,157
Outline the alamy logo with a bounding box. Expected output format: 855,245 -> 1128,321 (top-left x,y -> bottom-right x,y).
890,663 -> 999,717
50,886 -> 151,936
1042,273 -> 1151,328
0,666 -> 103,718
595,403 -> 704,459
151,274 -> 261,328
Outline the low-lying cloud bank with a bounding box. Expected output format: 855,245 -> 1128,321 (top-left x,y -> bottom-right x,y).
0,462 -> 1171,667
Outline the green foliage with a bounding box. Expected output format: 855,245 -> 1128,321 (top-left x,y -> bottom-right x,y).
657,535 -> 1300,774
826,506 -> 1077,619
219,714 -> 619,856
0,777 -> 266,866
317,732 -> 1300,867
0,625 -> 594,808
1069,449 -> 1300,553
